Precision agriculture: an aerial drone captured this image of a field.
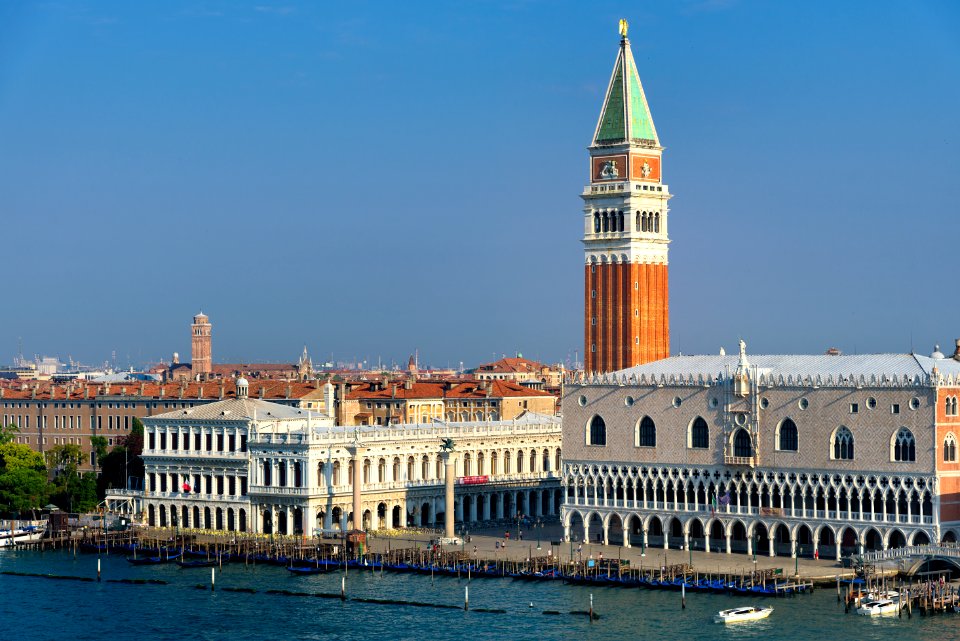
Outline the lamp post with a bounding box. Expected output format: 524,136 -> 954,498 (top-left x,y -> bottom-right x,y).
536,518 -> 543,551
516,511 -> 521,541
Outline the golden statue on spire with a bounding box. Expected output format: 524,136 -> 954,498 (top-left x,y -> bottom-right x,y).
619,18 -> 629,38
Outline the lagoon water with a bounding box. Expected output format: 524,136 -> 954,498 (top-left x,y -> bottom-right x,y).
0,550 -> 955,641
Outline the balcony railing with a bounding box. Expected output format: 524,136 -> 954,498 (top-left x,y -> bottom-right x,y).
724,455 -> 756,467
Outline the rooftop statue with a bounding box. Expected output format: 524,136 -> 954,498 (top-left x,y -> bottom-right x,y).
440,438 -> 455,452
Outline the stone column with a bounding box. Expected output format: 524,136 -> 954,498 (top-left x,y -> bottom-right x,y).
496,493 -> 504,519
725,533 -> 732,554
602,520 -> 609,546
349,446 -> 365,531
769,535 -> 775,557
643,528 -> 649,551
704,533 -> 710,554
441,451 -> 456,539
791,536 -> 797,558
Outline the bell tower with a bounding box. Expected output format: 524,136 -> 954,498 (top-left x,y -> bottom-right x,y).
583,20 -> 671,373
191,312 -> 212,378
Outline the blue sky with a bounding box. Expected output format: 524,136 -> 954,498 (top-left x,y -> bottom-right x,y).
1,1 -> 958,369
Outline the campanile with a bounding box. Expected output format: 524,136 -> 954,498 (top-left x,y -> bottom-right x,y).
583,20 -> 671,373
191,312 -> 212,378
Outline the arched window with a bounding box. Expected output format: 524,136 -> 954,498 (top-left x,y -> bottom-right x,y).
636,416 -> 656,447
407,456 -> 415,479
654,212 -> 660,233
690,417 -> 708,449
555,449 -> 562,471
833,427 -> 854,460
422,455 -> 430,479
392,457 -> 400,481
516,450 -> 524,473
947,396 -> 959,417
316,462 -> 325,486
733,429 -> 753,457
778,418 -> 798,452
641,212 -> 648,232
945,433 -> 957,463
587,415 -> 607,446
893,427 -> 916,462
594,212 -> 601,233
491,451 -> 499,475
635,211 -> 641,231
542,448 -> 550,471
332,461 -> 341,485
378,458 -> 386,483
617,211 -> 624,232
463,453 -> 472,476
602,212 -> 609,232
362,459 -> 371,484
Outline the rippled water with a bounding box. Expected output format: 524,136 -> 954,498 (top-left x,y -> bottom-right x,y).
0,550 -> 954,641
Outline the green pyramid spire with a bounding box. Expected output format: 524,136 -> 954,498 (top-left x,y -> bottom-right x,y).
593,36 -> 659,147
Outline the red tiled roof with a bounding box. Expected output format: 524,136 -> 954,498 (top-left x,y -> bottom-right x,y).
0,379 -> 324,401
474,356 -> 547,374
343,379 -> 553,401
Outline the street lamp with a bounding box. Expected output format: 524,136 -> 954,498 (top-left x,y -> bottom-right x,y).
536,518 -> 542,551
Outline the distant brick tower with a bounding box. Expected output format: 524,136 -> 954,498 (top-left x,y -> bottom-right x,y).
583,20 -> 671,373
191,312 -> 212,378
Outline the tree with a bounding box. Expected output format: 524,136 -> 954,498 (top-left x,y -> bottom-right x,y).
90,436 -> 108,472
0,440 -> 49,515
0,468 -> 48,514
0,423 -> 19,445
0,442 -> 46,472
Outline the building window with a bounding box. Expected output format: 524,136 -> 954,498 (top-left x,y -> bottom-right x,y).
587,415 -> 606,446
893,427 -> 916,462
910,397 -> 921,410
946,396 -> 959,417
891,403 -> 900,415
945,434 -> 957,463
850,403 -> 859,414
733,429 -> 753,457
637,416 -> 656,447
690,417 -> 708,449
778,418 -> 798,452
833,426 -> 854,460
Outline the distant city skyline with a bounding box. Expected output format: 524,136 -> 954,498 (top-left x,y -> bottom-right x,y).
2,1 -> 958,367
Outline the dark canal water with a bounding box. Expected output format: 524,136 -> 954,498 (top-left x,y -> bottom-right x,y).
1,550 -> 957,641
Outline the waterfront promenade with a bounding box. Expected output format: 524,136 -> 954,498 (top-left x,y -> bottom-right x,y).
365,523 -> 868,582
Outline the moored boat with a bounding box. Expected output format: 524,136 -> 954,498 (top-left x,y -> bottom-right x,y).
856,598 -> 899,616
714,606 -> 773,623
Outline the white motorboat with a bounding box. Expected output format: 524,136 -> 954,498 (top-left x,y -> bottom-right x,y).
0,525 -> 45,548
853,590 -> 900,607
714,606 -> 773,623
856,598 -> 899,616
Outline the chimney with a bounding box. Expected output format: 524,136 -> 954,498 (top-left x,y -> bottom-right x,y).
138,382 -> 145,396
391,384 -> 397,398
286,384 -> 292,399
120,386 -> 126,396
259,384 -> 265,399
159,386 -> 165,398
104,383 -> 111,395
218,382 -> 225,400
954,339 -> 960,362
84,386 -> 89,400
404,378 -> 413,391
198,385 -> 204,400
31,385 -> 37,400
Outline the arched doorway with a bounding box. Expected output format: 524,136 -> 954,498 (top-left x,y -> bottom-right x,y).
688,519 -> 705,551
238,508 -> 247,532
262,510 -> 273,535
607,514 -> 624,546
796,524 -> 813,557
568,511 -> 585,542
293,508 -> 303,534
420,502 -> 432,527
839,526 -> 858,555
754,522 -> 770,555
277,510 -> 288,535
913,531 -> 931,546
148,504 -> 156,527
709,521 -> 724,553
648,515 -> 664,547
864,528 -> 883,552
332,506 -> 343,531
588,513 -> 604,544
773,523 -> 791,556
888,529 -> 906,549
730,521 -> 748,553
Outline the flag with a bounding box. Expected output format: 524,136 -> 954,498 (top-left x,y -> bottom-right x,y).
182,482 -> 191,493
711,493 -> 717,516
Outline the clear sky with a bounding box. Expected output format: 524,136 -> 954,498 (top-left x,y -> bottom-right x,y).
1,1 -> 958,370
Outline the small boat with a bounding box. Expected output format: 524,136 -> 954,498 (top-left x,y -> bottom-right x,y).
286,565 -> 330,575
714,606 -> 773,623
0,526 -> 45,548
856,598 -> 899,616
176,559 -> 217,568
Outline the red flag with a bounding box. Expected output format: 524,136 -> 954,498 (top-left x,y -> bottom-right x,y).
182,482 -> 191,492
